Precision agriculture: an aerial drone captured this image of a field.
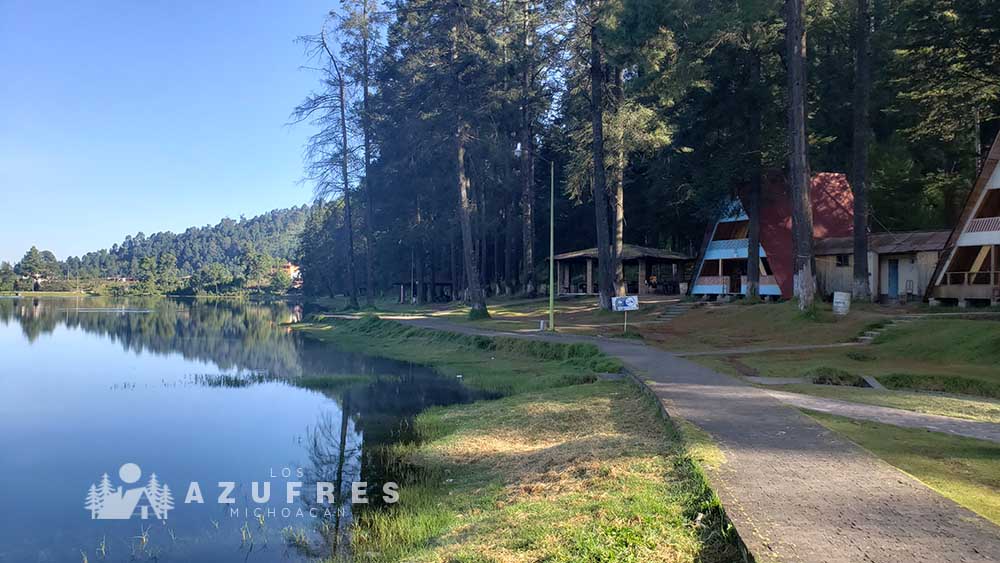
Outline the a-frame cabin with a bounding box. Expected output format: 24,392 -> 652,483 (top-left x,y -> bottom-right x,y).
928,131 -> 1000,306
691,173 -> 854,299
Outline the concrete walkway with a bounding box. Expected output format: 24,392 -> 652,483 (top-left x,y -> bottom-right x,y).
399,318 -> 1000,563
763,389 -> 1000,443
676,342 -> 862,357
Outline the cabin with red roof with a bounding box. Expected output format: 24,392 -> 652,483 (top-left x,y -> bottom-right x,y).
690,172 -> 854,299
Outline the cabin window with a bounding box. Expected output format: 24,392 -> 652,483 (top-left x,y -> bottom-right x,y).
836,254 -> 850,267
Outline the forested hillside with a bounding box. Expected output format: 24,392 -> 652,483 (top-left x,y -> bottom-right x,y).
64,205 -> 311,278
293,0 -> 999,313
2,206 -> 312,293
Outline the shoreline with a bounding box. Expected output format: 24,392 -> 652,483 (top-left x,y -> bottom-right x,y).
295,317 -> 749,562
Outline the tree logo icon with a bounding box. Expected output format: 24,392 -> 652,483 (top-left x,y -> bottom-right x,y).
85,463 -> 174,520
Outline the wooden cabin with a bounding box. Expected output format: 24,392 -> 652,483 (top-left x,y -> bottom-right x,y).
814,230 -> 950,303
929,130 -> 1000,307
691,173 -> 854,299
552,244 -> 692,296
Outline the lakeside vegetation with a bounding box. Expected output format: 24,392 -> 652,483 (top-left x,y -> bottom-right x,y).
297,317 -> 748,562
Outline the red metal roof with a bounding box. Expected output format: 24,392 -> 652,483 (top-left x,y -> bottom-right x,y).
739,172 -> 855,298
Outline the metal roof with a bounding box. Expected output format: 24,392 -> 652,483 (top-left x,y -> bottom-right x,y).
553,243 -> 691,261
814,230 -> 951,255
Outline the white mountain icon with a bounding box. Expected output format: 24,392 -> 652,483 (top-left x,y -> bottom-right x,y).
85,463 -> 174,520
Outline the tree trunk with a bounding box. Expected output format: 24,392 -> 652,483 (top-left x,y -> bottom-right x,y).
456,124 -> 488,316
450,235 -> 459,301
746,49 -> 763,300
505,198 -> 518,294
451,0 -> 487,316
589,18 -> 614,310
360,2 -> 376,306
786,0 -> 816,310
611,67 -> 625,297
850,0 -> 872,302
519,0 -> 536,297
492,223 -> 501,294
337,66 -> 359,310
415,240 -> 426,304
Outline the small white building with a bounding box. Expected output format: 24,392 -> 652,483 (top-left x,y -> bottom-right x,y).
814,230 -> 950,303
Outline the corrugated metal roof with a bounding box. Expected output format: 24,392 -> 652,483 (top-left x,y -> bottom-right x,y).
553,243 -> 691,261
814,230 -> 951,255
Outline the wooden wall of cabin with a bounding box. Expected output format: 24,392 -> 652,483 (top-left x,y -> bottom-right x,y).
815,252 -> 877,299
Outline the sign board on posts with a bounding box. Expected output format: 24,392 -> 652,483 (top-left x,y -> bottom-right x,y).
612,296 -> 639,312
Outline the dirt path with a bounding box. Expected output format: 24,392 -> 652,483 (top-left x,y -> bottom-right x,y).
398,317 -> 1000,563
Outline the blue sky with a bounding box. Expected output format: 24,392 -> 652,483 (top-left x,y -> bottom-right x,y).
0,0 -> 334,263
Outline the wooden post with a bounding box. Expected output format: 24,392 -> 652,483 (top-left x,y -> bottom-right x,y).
586,259 -> 593,294
638,259 -> 647,295
993,245 -> 999,305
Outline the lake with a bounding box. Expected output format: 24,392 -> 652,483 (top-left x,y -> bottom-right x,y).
0,296 -> 481,562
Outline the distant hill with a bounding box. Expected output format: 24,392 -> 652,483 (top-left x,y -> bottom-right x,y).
62,205 -> 313,278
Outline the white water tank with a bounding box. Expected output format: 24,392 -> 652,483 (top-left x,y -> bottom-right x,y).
833,291 -> 851,316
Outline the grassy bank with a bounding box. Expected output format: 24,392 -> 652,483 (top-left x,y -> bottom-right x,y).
804,411 -> 1000,525
644,301 -> 890,352
297,318 -> 747,563
694,317 -> 1000,421
297,316 -> 621,395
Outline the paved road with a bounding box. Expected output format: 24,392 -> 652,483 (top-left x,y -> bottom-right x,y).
399,318 -> 1000,563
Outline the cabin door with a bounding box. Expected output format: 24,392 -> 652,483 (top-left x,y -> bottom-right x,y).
888,259 -> 899,299
729,273 -> 741,294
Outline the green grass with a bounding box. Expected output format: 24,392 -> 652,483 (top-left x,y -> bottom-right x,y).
293,374 -> 374,391
347,381 -> 747,563
700,318 -> 1000,400
646,301 -> 890,352
296,316 -> 620,395
298,317 -> 747,563
876,373 -> 1000,400
804,366 -> 867,387
804,411 -> 1000,525
874,318 -> 1000,366
773,384 -> 1000,424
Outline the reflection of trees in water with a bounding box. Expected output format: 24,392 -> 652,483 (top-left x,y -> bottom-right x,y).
0,297 -> 305,375
296,368 -> 496,558
300,397 -> 361,559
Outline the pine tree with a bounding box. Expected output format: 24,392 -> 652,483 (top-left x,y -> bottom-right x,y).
158,484 -> 175,519
97,473 -> 114,501
85,484 -> 101,519
786,0 -> 816,309
145,473 -> 162,517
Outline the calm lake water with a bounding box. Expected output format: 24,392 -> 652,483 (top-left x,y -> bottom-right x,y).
0,296 -> 481,562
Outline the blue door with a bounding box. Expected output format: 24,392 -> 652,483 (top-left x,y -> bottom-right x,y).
888,259 -> 899,299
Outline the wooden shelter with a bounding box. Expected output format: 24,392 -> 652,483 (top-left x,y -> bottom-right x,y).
814,230 -> 950,303
552,244 -> 692,296
928,130 -> 1000,306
